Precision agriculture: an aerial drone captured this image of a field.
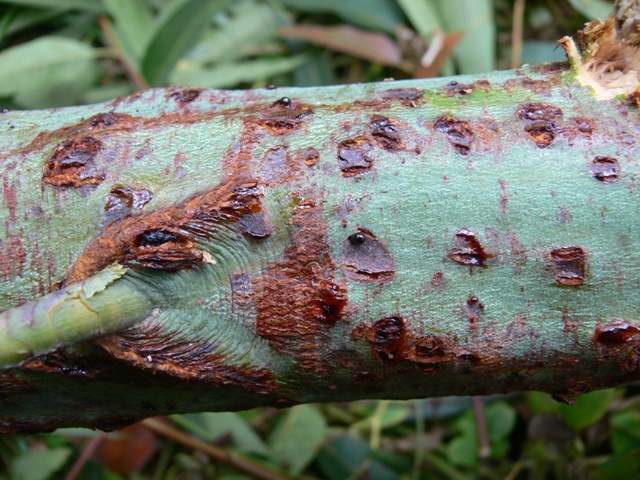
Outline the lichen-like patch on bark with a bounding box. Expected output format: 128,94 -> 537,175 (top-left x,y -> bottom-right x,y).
254,193 -> 348,369
548,246 -> 586,286
434,115 -> 474,155
67,170 -> 263,284
341,228 -> 395,283
96,322 -> 278,394
43,136 -> 105,188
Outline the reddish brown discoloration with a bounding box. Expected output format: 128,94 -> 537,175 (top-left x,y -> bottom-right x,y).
622,345 -> 640,373
379,88 -> 425,107
466,295 -> 484,327
548,246 -> 586,286
97,322 -> 278,394
590,156 -> 621,182
89,112 -> 129,128
434,115 -> 473,155
370,115 -> 402,150
595,319 -> 640,345
254,194 -> 347,369
444,81 -> 475,95
504,77 -> 552,95
168,88 -> 202,104
450,229 -> 492,268
516,102 -> 563,148
43,136 -> 105,188
499,179 -> 509,215
3,176 -> 17,223
410,334 -> 454,364
67,170 -> 262,284
626,90 -> 640,106
509,234 -> 527,274
0,232 -> 26,281
252,97 -> 313,136
302,147 -> 320,166
337,137 -> 374,176
431,270 -> 445,286
341,228 -> 395,283
358,316 -> 409,365
258,145 -> 303,186
103,186 -> 153,226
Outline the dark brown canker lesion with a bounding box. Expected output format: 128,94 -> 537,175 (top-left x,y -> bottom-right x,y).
434,114 -> 474,155
341,227 -> 395,283
44,136 -> 105,188
66,170 -> 263,284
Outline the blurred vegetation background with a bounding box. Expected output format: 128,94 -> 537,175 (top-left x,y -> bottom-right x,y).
2,0 -> 640,479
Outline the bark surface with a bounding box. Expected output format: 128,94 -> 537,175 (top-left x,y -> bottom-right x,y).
2,12 -> 640,432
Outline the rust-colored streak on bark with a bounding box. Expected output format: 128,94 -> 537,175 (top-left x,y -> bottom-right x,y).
2,176 -> 17,223
97,322 -> 278,394
43,136 -> 105,188
254,194 -> 348,369
410,334 -> 455,365
337,137 -> 374,176
0,232 -> 26,281
450,229 -> 492,268
370,116 -> 402,150
434,115 -> 474,155
341,228 -> 396,283
67,170 -> 262,284
168,88 -> 203,105
590,156 -> 621,182
595,320 -> 640,345
516,102 -> 563,148
548,246 -> 586,286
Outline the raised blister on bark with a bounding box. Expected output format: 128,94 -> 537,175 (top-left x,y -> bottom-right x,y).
341,228 -> 395,282
434,115 -> 474,155
548,246 -> 586,286
590,156 -> 621,182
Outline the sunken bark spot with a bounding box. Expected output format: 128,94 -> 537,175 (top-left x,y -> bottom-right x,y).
450,229 -> 491,268
337,137 -> 374,176
341,228 -> 395,283
169,88 -> 202,104
595,320 -> 640,345
548,246 -> 586,286
44,136 -> 104,188
590,156 -> 621,182
434,115 -> 473,155
358,316 -> 408,365
516,102 -> 563,148
370,116 -> 401,150
103,186 -> 153,226
444,81 -> 475,95
254,97 -> 312,135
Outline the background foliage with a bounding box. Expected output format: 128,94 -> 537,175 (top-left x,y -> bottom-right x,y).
2,0 -> 640,479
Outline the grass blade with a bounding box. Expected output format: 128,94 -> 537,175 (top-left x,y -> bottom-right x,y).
142,0 -> 234,87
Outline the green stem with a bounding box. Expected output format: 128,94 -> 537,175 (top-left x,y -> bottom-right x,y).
0,264 -> 152,369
